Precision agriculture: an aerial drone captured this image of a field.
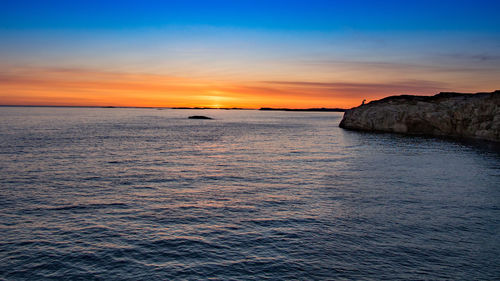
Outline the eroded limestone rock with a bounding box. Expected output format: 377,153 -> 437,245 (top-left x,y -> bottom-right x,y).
339,91 -> 500,142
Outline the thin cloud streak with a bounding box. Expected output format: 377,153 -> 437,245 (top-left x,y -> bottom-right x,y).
261,80 -> 450,96
298,59 -> 500,74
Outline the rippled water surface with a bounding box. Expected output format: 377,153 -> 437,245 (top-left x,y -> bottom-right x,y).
1,107 -> 499,280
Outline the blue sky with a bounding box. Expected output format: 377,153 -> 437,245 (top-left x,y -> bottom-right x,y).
2,0 -> 500,31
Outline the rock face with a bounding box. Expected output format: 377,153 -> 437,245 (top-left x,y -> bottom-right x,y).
339,90 -> 500,142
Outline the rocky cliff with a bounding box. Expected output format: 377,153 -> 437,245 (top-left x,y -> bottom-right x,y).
339,90 -> 500,142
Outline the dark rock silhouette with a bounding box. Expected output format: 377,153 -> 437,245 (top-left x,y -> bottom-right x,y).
188,115 -> 213,120
339,90 -> 500,142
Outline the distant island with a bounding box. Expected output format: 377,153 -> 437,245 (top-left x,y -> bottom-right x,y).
0,105 -> 348,112
259,107 -> 346,112
339,90 -> 500,142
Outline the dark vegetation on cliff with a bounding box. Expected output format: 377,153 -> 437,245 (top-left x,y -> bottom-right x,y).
373,90 -> 500,104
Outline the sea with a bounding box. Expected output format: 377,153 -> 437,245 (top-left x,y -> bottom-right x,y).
1,107 -> 499,280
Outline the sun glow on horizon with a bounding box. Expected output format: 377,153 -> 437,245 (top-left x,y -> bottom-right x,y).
1,65 -> 498,109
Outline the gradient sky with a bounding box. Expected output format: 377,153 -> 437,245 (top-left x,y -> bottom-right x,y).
1,0 -> 500,108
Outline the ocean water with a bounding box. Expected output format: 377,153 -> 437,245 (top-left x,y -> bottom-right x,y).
0,107 -> 499,280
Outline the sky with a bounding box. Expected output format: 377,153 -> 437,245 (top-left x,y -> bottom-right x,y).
1,0 -> 500,108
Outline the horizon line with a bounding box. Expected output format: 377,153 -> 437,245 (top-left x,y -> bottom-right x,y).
0,104 -> 350,110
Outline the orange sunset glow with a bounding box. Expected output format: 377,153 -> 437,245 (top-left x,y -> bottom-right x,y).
0,67 -> 392,108
2,65 -> 498,109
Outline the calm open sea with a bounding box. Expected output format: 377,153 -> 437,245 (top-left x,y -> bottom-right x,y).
1,107 -> 499,280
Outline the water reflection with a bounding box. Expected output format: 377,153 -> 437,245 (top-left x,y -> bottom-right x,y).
0,108 -> 499,280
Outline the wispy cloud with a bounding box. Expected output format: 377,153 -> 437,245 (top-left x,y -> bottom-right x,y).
434,52 -> 500,62
297,58 -> 500,74
261,79 -> 449,97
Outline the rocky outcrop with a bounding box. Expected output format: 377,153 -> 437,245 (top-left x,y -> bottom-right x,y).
339,90 -> 500,142
188,115 -> 213,120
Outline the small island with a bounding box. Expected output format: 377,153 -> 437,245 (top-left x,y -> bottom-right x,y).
188,115 -> 213,120
339,90 -> 500,142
